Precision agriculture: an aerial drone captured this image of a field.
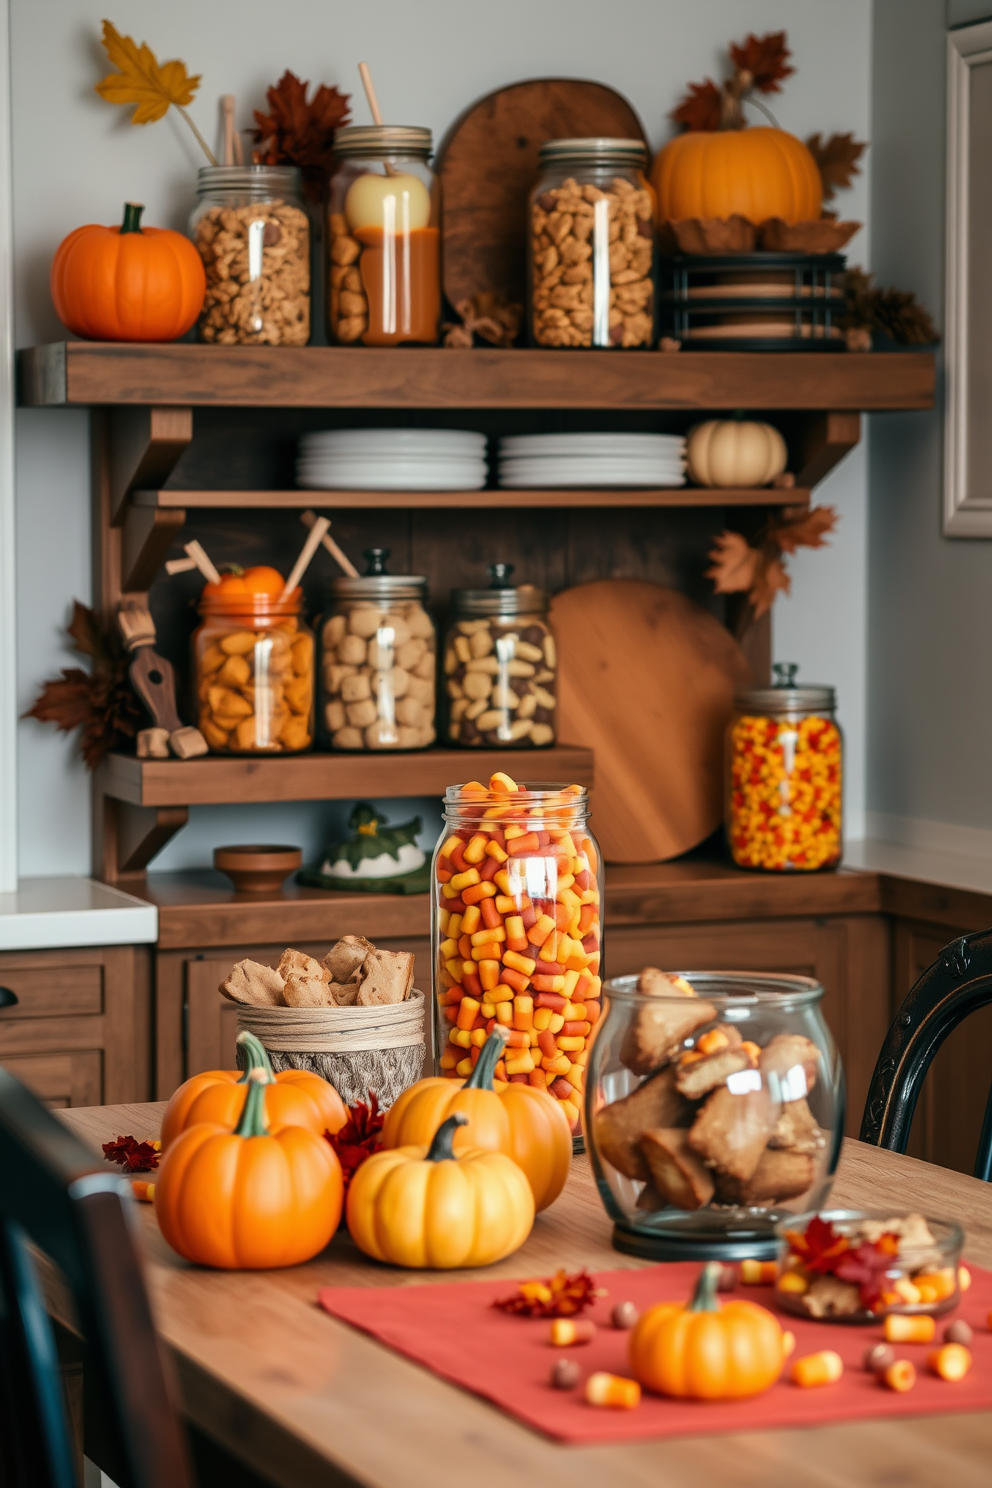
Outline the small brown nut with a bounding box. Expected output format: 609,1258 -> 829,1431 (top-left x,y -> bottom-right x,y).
716,1264 -> 738,1292
611,1301 -> 639,1330
943,1319 -> 973,1346
550,1358 -> 581,1390
864,1343 -> 895,1374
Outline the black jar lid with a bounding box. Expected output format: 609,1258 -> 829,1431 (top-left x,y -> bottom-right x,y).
329,548 -> 427,602
450,563 -> 548,617
736,662 -> 836,713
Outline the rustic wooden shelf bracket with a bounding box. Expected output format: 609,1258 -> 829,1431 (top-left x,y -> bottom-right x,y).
795,412 -> 861,491
96,795 -> 189,880
121,504 -> 186,592
109,407 -> 193,524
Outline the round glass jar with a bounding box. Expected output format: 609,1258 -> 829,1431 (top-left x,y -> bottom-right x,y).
189,165 -> 310,345
443,565 -> 557,748
194,588 -> 314,754
328,125 -> 441,346
726,663 -> 843,872
586,971 -> 844,1260
317,549 -> 436,752
529,138 -> 656,349
433,779 -> 603,1142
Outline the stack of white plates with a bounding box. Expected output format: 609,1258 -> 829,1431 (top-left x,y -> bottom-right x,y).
297,429 -> 488,491
497,433 -> 686,489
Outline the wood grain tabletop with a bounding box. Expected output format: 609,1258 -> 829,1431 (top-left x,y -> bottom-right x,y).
60,1102 -> 992,1488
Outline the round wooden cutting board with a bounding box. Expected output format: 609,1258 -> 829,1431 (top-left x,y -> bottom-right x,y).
549,581 -> 752,864
435,78 -> 648,310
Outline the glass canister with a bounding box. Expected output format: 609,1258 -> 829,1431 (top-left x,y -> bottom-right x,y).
586,970 -> 844,1260
529,138 -> 656,349
433,777 -> 603,1141
443,565 -> 557,748
726,663 -> 843,872
194,586 -> 314,753
328,125 -> 441,346
189,165 -> 310,345
317,548 -> 436,751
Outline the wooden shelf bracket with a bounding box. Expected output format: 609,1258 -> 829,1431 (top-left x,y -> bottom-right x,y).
795,412 -> 861,491
121,504 -> 186,592
109,406 -> 193,524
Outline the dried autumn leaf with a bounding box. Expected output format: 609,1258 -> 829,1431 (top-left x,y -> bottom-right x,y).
23,601 -> 143,770
805,131 -> 867,203
671,78 -> 723,132
493,1268 -> 604,1318
325,1092 -> 383,1192
729,31 -> 795,93
749,551 -> 790,618
253,70 -> 351,197
705,530 -> 762,593
772,504 -> 837,554
103,1135 -> 160,1173
95,20 -> 200,123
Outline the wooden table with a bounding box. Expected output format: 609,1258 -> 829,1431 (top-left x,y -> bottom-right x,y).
61,1103 -> 992,1488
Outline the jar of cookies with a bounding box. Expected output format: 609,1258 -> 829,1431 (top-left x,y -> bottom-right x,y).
726,664 -> 843,872
328,126 -> 441,346
317,549 -> 436,752
529,138 -> 656,349
443,565 -> 557,748
194,572 -> 314,753
189,165 -> 310,345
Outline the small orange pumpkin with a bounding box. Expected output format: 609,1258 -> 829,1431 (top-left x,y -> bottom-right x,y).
653,128 -> 822,226
51,201 -> 206,341
160,1030 -> 347,1150
629,1262 -> 787,1399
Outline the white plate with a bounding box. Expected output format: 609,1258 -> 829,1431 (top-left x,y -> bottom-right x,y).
499,470 -> 685,489
301,429 -> 486,452
298,461 -> 487,481
499,434 -> 684,455
297,469 -> 488,491
498,462 -> 685,480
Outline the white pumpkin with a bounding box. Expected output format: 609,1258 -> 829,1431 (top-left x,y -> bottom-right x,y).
686,420 -> 788,488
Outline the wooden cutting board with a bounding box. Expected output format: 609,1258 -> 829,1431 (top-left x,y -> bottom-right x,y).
549,581 -> 752,864
435,79 -> 648,310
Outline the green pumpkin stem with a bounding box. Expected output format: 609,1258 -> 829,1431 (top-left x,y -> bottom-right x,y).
236,1030 -> 275,1084
120,202 -> 145,235
688,1262 -> 723,1313
234,1069 -> 270,1139
463,1026 -> 509,1091
426,1113 -> 468,1163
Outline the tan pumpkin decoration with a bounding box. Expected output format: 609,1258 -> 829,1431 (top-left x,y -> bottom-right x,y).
687,420 -> 788,489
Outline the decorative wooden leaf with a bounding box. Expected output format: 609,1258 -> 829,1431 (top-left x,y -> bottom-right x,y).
729,31 -> 795,93
253,70 -> 350,196
772,504 -> 838,554
95,20 -> 200,124
705,531 -> 761,593
671,78 -> 723,132
805,132 -> 867,202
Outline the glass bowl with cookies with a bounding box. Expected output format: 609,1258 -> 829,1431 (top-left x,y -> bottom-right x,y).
587,968 -> 843,1260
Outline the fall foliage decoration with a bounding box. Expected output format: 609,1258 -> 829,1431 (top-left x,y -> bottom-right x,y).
325,1092 -> 385,1193
102,1135 -> 160,1173
24,601 -> 144,769
783,1214 -> 900,1312
494,1268 -> 604,1319
671,31 -> 796,134
707,506 -> 838,619
442,292 -> 523,348
841,267 -> 939,347
252,70 -> 351,199
95,20 -> 215,164
805,132 -> 867,205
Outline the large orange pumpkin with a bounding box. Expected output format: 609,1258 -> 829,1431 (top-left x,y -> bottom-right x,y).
160,1030 -> 347,1150
652,128 -> 822,225
380,1028 -> 571,1211
51,201 -> 206,341
154,1069 -> 343,1269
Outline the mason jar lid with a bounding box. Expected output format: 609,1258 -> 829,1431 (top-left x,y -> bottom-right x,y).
736,662 -> 835,714
334,125 -> 433,159
196,164 -> 304,196
328,547 -> 426,602
450,563 -> 547,617
538,137 -> 647,169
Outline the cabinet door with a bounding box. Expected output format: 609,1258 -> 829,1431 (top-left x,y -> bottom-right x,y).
1,1052 -> 102,1108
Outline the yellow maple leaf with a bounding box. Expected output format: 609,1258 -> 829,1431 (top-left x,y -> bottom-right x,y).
95,20 -> 215,162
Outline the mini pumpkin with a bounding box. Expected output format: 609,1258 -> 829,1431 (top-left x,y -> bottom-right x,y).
653,128 -> 821,226
629,1261 -> 787,1399
347,1112 -> 534,1268
380,1027 -> 571,1211
686,420 -> 788,489
154,1069 -> 343,1269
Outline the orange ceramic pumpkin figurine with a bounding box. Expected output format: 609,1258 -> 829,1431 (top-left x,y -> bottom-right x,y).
51,201 -> 206,341
629,1262 -> 788,1399
155,1068 -> 343,1269
160,1030 -> 347,1149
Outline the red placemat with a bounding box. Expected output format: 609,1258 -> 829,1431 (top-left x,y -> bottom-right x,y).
317,1261 -> 992,1444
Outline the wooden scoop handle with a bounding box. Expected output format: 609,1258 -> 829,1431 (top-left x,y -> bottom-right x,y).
129,648 -> 184,734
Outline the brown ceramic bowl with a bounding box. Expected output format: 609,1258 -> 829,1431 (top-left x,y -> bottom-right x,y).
213,845 -> 302,895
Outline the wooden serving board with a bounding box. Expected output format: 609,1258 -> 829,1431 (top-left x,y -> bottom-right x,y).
435,78 -> 648,310
549,580 -> 752,864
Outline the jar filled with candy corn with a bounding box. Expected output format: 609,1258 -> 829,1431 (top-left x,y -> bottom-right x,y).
433,772 -> 603,1140
726,664 -> 842,872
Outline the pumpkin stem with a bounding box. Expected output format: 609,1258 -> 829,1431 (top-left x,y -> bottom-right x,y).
688,1261 -> 723,1313
425,1113 -> 468,1163
233,1069 -> 270,1139
463,1026 -> 509,1091
236,1030 -> 275,1084
120,202 -> 145,235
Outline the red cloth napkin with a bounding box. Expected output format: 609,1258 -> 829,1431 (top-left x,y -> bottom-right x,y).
317,1260 -> 992,1444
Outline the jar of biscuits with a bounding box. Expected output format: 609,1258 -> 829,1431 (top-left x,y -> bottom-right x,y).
317,549 -> 436,752
328,126 -> 441,346
529,138 -> 656,349
443,565 -> 557,748
194,571 -> 314,753
189,165 -> 310,345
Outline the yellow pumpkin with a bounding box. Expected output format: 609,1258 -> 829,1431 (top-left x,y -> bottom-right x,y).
347,1113 -> 534,1268
653,128 -> 822,225
686,420 -> 788,488
380,1028 -> 571,1211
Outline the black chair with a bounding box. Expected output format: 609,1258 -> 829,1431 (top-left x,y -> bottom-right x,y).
0,1062 -> 192,1488
860,928 -> 992,1180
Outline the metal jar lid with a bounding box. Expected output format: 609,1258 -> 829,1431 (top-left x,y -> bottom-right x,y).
450,563 -> 548,618
333,125 -> 433,159
538,137 -> 647,169
196,164 -> 303,195
329,548 -> 427,602
736,662 -> 836,714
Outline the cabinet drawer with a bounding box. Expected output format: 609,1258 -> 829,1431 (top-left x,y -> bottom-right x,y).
3,1051 -> 102,1108
0,965 -> 103,1017
0,1017 -> 106,1058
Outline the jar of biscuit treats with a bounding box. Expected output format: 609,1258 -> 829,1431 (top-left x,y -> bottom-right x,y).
529,138 -> 655,349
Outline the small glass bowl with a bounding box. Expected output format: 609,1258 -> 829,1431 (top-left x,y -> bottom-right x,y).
774,1208 -> 964,1324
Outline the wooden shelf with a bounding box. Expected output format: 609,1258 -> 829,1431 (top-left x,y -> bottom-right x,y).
18,343 -> 935,411
135,485 -> 810,511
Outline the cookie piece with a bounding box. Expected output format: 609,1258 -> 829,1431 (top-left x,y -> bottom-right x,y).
283,972 -> 332,1008
356,948 -> 415,1006
218,959 -> 285,1007
768,1098 -> 825,1155
716,1148 -> 814,1206
639,1128 -> 716,1211
327,978 -> 360,1007
620,996 -> 717,1077
323,935 -> 374,983
277,948 -> 330,985
591,1067 -> 692,1181
676,1031 -> 753,1100
688,1084 -> 777,1182
759,1034 -> 821,1101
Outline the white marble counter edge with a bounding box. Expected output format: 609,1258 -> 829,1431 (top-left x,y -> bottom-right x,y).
0,877 -> 157,951
843,838 -> 992,900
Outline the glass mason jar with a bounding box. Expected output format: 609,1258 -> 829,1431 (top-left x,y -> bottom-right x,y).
328,125 -> 441,346
587,971 -> 844,1260
194,588 -> 314,753
726,663 -> 843,872
189,165 -> 310,345
317,549 -> 436,752
433,781 -> 603,1142
443,565 -> 557,748
529,138 -> 656,349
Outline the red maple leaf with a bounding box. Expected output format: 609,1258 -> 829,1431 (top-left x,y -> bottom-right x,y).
253,70 -> 351,198
729,31 -> 795,93
325,1093 -> 384,1191
103,1135 -> 160,1173
671,79 -> 722,132
494,1268 -> 604,1318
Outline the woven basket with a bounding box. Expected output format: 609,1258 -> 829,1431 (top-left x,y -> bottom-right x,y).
235,990 -> 425,1108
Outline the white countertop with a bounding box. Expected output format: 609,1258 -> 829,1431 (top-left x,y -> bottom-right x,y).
843,838 -> 992,898
0,877 -> 157,951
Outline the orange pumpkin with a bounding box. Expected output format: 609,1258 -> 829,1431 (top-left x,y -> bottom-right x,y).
629,1262 -> 788,1399
202,566 -> 289,602
652,128 -> 822,225
380,1028 -> 571,1211
155,1068 -> 343,1269
160,1030 -> 347,1149
51,201 -> 206,341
